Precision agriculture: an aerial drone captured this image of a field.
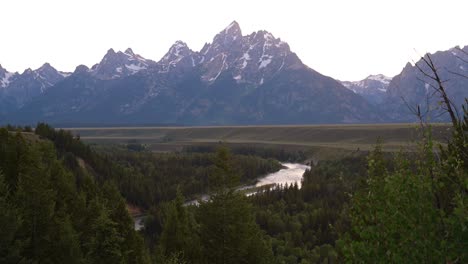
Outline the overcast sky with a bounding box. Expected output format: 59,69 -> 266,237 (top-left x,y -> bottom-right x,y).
1,0 -> 467,81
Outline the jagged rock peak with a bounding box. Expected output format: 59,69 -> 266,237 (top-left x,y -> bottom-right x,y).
0,64 -> 16,88
35,62 -> 70,80
212,21 -> 243,45
223,21 -> 241,35
37,62 -> 56,71
74,64 -> 90,73
169,41 -> 190,52
403,62 -> 413,70
106,48 -> 116,55
160,40 -> 193,64
124,48 -> 135,56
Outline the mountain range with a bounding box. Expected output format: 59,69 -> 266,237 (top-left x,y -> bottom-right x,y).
1,21 -> 467,126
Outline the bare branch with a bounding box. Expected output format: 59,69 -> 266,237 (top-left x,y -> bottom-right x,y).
454,54 -> 468,64
446,69 -> 468,79
421,54 -> 459,126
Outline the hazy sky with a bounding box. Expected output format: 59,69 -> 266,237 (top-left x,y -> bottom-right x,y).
1,0 -> 467,81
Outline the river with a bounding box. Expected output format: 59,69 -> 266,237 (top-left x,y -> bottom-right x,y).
185,162 -> 309,205
253,163 -> 310,189
134,162 -> 310,229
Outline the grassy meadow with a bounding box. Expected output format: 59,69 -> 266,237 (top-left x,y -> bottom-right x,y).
66,123 -> 452,159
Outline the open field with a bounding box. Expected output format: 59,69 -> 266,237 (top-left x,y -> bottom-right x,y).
66,123 -> 452,155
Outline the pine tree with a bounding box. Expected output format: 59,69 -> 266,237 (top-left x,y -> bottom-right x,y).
340,103 -> 468,263
15,143 -> 56,262
0,172 -> 24,263
159,188 -> 201,263
85,209 -> 124,264
48,215 -> 84,264
198,147 -> 273,264
101,182 -> 151,264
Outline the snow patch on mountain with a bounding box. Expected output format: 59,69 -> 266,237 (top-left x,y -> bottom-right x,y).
225,21 -> 239,34
162,41 -> 187,62
259,57 -> 272,69
240,53 -> 251,69
341,74 -> 392,104
367,74 -> 391,85
125,64 -> 147,72
1,72 -> 15,88
90,48 -> 153,79
425,83 -> 430,92
59,72 -> 71,78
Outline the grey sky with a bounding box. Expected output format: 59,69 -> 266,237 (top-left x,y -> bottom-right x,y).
1,0 -> 467,81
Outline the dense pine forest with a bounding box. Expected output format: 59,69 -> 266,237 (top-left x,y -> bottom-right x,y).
0,127 -> 150,263
1,100 -> 467,263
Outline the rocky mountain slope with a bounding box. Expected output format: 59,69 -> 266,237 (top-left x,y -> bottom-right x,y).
382,46 -> 468,122
341,74 -> 391,104
3,21 -> 381,125
0,63 -> 69,114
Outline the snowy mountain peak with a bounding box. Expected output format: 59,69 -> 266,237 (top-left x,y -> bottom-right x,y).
124,48 -> 135,56
0,64 -> 8,77
224,21 -> 241,35
211,21 -> 243,48
366,74 -> 391,84
91,48 -> 152,79
159,41 -> 194,67
167,41 -> 190,56
0,66 -> 16,88
34,63 -> 69,85
341,74 -> 393,104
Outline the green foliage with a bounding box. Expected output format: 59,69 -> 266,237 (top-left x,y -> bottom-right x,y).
0,172 -> 23,263
340,102 -> 468,263
251,155 -> 368,263
184,144 -> 308,162
93,145 -> 282,208
0,126 -> 150,263
340,147 -> 443,262
158,188 -> 201,263
197,148 -> 274,264
86,210 -> 124,264
198,191 -> 273,264
4,119 -> 464,263
126,143 -> 146,152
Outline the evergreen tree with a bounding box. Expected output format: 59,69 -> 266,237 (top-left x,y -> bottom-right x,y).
15,143 -> 56,262
159,188 -> 200,263
198,148 -> 273,264
85,209 -> 124,264
340,103 -> 468,263
0,125 -> 150,264
101,182 -> 151,264
48,215 -> 84,264
0,172 -> 23,263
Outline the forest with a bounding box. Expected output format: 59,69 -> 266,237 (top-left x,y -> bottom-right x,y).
0,99 -> 466,263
